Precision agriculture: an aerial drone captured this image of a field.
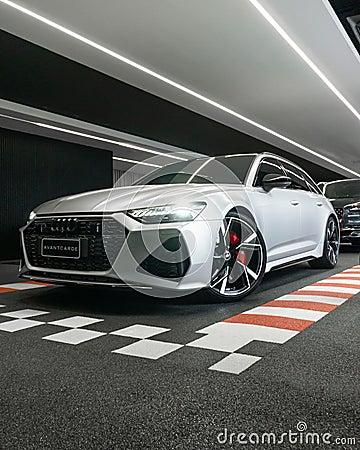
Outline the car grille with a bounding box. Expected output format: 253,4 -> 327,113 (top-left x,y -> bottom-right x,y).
23,217 -> 126,272
343,207 -> 360,229
335,208 -> 343,221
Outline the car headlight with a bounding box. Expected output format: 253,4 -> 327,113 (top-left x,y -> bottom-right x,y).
126,202 -> 206,224
28,210 -> 37,222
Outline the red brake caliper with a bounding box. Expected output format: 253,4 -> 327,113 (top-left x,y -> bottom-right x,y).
229,231 -> 247,264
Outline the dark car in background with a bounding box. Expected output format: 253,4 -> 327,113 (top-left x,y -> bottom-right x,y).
322,179 -> 360,246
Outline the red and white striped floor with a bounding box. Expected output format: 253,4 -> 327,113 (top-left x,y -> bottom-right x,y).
187,265 -> 360,374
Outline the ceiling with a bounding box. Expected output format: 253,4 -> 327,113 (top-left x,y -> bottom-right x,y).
0,0 -> 360,177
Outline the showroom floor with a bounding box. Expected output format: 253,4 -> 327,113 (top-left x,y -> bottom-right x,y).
0,249 -> 359,449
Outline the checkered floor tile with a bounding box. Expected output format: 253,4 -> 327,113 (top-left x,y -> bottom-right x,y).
110,324 -> 170,339
209,353 -> 261,375
0,319 -> 44,333
48,316 -> 104,328
43,329 -> 106,345
1,309 -> 49,319
112,339 -> 183,360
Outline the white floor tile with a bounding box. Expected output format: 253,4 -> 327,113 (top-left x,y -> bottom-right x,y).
1,309 -> 49,319
243,306 -> 327,321
48,316 -> 104,328
110,324 -> 170,339
196,322 -> 298,343
300,285 -> 359,294
43,329 -> 105,345
0,283 -> 47,290
209,353 -> 261,374
112,339 -> 183,360
278,294 -> 345,305
187,333 -> 251,352
0,319 -> 44,332
325,278 -> 360,285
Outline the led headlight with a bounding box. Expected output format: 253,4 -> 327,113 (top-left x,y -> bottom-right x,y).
126,202 -> 206,224
28,210 -> 37,222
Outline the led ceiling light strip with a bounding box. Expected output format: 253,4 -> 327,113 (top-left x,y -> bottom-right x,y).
247,0 -> 360,123
1,0 -> 359,177
35,123 -> 187,160
0,112 -> 187,160
112,156 -> 162,168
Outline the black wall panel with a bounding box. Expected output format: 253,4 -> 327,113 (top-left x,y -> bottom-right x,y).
0,127 -> 112,260
0,30 -> 344,182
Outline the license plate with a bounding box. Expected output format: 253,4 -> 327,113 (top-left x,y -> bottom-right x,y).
41,238 -> 81,259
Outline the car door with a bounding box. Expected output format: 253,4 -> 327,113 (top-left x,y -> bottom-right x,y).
281,161 -> 327,251
249,157 -> 302,263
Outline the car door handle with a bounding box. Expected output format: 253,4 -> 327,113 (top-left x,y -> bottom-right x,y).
290,200 -> 300,206
316,202 -> 323,207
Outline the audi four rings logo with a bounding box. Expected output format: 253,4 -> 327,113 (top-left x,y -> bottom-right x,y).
50,218 -> 78,232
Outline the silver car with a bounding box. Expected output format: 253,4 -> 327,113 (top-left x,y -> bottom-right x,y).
19,153 -> 339,300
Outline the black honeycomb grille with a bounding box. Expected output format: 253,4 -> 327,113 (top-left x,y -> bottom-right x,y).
23,217 -> 126,271
335,208 -> 343,221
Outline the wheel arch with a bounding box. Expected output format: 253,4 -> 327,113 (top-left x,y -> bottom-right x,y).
225,205 -> 256,222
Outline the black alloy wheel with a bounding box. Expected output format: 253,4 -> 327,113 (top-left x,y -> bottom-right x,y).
209,212 -> 266,301
309,216 -> 340,269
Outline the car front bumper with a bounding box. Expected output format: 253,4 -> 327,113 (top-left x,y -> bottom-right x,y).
19,212 -> 222,292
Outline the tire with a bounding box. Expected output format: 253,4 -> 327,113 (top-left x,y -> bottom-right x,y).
308,216 -> 340,269
208,211 -> 266,301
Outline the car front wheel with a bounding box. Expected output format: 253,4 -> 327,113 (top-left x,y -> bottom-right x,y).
208,212 -> 266,301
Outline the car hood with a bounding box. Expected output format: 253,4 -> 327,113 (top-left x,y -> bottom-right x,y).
34,184 -> 241,215
329,197 -> 360,208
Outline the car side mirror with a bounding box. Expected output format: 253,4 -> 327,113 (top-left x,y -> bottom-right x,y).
262,174 -> 291,192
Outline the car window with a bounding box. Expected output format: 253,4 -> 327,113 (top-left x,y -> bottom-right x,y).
254,158 -> 284,187
281,162 -> 310,191
324,180 -> 360,199
301,170 -> 322,194
135,155 -> 255,186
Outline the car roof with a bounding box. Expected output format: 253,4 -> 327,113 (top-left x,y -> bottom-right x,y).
324,178 -> 360,186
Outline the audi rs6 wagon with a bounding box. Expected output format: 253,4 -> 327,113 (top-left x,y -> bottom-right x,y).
19,153 -> 339,301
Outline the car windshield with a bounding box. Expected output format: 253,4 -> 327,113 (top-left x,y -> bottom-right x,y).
325,180 -> 360,199
134,155 -> 255,185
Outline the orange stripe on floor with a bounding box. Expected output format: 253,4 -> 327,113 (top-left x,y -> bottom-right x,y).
223,314 -> 314,331
262,299 -> 337,312
292,290 -> 349,299
330,276 -> 360,281
0,287 -> 16,293
313,282 -> 360,289
25,281 -> 53,286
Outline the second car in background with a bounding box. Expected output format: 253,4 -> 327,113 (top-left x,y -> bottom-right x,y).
322,179 -> 360,246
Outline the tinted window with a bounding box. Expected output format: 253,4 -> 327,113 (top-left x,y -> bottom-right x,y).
254,158 -> 284,187
325,180 -> 360,199
135,155 -> 255,185
281,162 -> 309,191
